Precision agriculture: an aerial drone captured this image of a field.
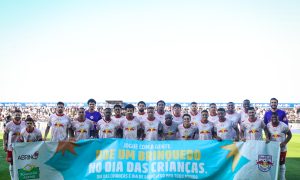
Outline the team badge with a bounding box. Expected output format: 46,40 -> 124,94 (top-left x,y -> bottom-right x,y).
256,155 -> 273,172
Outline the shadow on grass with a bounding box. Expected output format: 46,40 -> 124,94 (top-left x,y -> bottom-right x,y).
286,157 -> 300,180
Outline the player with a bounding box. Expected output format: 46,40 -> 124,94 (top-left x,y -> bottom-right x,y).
140,106 -> 163,140
264,98 -> 289,125
71,107 -> 94,141
161,114 -> 178,140
120,104 -> 142,140
208,103 -> 218,123
177,114 -> 198,140
267,113 -> 292,180
240,107 -> 269,142
19,117 -> 42,142
44,102 -> 72,142
189,102 -> 201,126
97,108 -> 120,138
85,99 -> 102,137
155,100 -> 169,123
134,101 -> 147,121
213,108 -> 239,141
197,110 -> 215,140
3,110 -> 26,179
172,103 -> 183,124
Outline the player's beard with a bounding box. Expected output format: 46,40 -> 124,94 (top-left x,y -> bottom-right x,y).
139,109 -> 144,113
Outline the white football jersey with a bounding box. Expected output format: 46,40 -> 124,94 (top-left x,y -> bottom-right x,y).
241,118 -> 265,140
48,114 -> 71,142
267,122 -> 289,152
5,121 -> 26,151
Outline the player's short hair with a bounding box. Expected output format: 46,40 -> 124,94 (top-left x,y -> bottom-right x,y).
271,112 -> 278,117
209,103 -> 216,107
217,108 -> 226,112
157,100 -> 166,106
104,108 -> 112,111
201,110 -> 208,113
248,107 -> 255,111
125,104 -> 135,110
270,98 -> 278,103
15,109 -> 22,114
138,101 -> 146,106
165,114 -> 173,119
114,104 -> 122,109
78,107 -> 85,111
227,102 -> 234,105
25,117 -> 34,122
190,102 -> 197,106
87,99 -> 96,104
182,113 -> 191,119
57,102 -> 64,106
243,99 -> 250,103
173,103 -> 181,108
147,106 -> 155,110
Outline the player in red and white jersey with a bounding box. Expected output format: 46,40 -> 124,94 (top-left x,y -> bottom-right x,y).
189,102 -> 201,126
177,114 -> 198,140
213,108 -> 239,141
3,109 -> 26,179
267,113 -> 292,180
172,103 -> 183,124
239,99 -> 251,123
112,104 -> 124,126
225,102 -> 241,138
161,114 -> 179,140
97,108 -> 120,138
197,110 -> 215,140
240,107 -> 269,141
120,104 -> 142,140
155,100 -> 169,123
208,103 -> 219,123
140,107 -> 163,140
44,102 -> 72,142
71,107 -> 94,141
19,117 -> 42,142
134,101 -> 148,122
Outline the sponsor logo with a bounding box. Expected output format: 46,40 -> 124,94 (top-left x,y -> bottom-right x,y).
18,164 -> 40,180
256,155 -> 273,172
18,151 -> 39,160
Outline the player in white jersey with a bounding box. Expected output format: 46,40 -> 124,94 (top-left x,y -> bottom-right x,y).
97,108 -> 120,138
19,117 -> 42,142
240,107 -> 269,142
239,99 -> 251,123
189,102 -> 201,126
267,113 -> 292,180
120,104 -> 142,140
177,114 -> 198,140
71,107 -> 94,141
225,102 -> 241,138
134,101 -> 148,122
208,103 -> 219,123
214,108 -> 239,141
112,104 -> 124,126
44,102 -> 72,142
161,114 -> 179,140
155,100 -> 169,123
197,110 -> 216,140
3,110 -> 26,179
172,103 -> 183,124
140,107 -> 163,140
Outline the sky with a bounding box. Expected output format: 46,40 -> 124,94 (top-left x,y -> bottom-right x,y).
0,0 -> 299,103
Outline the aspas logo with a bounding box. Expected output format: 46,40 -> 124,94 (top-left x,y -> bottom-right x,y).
18,151 -> 39,160
18,164 -> 40,180
256,155 -> 273,172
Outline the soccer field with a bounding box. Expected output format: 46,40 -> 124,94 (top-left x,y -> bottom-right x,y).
0,134 -> 299,180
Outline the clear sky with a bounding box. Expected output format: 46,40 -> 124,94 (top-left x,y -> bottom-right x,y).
0,0 -> 299,103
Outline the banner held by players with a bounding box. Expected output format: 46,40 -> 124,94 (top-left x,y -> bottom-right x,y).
13,139 -> 280,180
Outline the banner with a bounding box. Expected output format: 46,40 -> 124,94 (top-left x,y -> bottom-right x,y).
13,139 -> 280,180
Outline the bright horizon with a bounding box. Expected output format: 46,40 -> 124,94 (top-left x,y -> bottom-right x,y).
1,0 -> 299,103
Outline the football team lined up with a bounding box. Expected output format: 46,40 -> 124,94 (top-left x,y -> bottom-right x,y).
3,98 -> 292,180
